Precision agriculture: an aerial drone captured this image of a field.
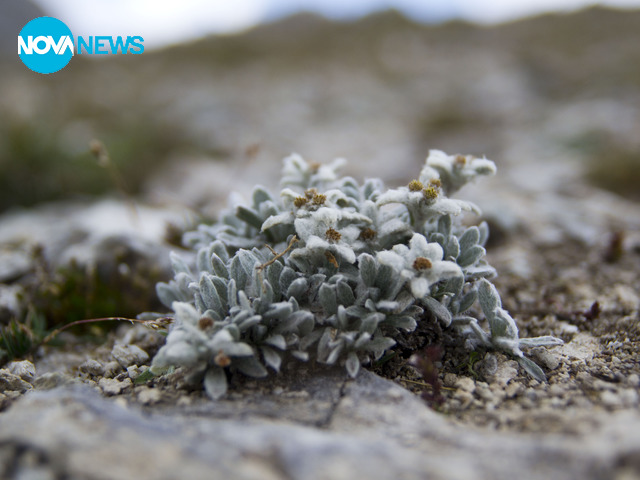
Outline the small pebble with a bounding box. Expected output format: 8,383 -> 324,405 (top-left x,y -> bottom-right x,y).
111,343 -> 150,368
453,389 -> 474,410
7,360 -> 36,382
455,377 -> 475,393
99,377 -> 132,396
443,373 -> 457,388
127,365 -> 145,380
505,382 -> 524,399
0,369 -> 32,393
79,359 -> 105,376
137,387 -> 162,405
530,348 -> 560,371
103,361 -> 123,378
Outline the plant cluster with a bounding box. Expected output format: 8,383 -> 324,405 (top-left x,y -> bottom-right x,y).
146,150 -> 562,399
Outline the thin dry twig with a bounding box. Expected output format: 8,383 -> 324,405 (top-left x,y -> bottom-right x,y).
256,235 -> 298,272
40,316 -> 172,347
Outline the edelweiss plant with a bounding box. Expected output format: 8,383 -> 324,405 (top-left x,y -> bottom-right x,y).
144,150 -> 562,399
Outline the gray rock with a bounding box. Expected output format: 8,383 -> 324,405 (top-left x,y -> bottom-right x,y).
0,371 -> 640,480
33,372 -> 77,390
136,387 -> 162,405
6,360 -> 36,382
98,377 -> 132,396
529,347 -> 560,371
111,343 -> 150,368
0,249 -> 31,283
0,284 -> 25,322
103,361 -> 123,378
0,369 -> 32,393
79,359 -> 106,376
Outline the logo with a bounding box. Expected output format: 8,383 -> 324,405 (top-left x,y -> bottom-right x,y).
18,17 -> 145,74
18,17 -> 74,74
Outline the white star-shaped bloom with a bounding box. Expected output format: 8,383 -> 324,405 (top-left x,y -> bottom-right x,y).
377,233 -> 462,298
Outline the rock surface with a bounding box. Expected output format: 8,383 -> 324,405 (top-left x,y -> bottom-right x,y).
1,371 -> 640,480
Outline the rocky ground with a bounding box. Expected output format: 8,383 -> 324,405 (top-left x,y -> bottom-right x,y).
1,6 -> 640,480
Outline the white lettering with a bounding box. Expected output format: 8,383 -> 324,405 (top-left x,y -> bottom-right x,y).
17,35 -> 74,55
18,36 -> 31,54
33,36 -> 49,54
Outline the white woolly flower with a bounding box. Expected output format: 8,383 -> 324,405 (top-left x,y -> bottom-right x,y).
377,233 -> 462,298
420,149 -> 496,195
290,207 -> 361,264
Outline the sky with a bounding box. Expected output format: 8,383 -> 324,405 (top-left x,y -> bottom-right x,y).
32,0 -> 640,49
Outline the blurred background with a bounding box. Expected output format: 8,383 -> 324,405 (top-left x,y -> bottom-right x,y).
1,0 -> 640,215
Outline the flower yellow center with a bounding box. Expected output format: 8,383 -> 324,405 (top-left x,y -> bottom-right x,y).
408,179 -> 424,192
325,228 -> 342,242
413,257 -> 433,270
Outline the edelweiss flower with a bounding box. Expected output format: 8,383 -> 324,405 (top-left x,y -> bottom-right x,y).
290,207 -> 362,264
419,149 -> 496,195
377,233 -> 462,298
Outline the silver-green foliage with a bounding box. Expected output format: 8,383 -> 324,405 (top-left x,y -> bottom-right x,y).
148,150 -> 562,399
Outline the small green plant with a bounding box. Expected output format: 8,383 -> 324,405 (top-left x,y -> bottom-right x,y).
145,151 -> 562,399
0,308 -> 47,365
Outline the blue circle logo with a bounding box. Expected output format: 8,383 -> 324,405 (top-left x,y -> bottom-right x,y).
18,17 -> 74,74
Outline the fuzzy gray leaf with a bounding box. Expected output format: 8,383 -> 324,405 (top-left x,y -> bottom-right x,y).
319,284 -> 338,315
252,186 -> 272,206
437,214 -> 452,236
169,252 -> 191,275
326,344 -> 344,365
199,275 -> 224,316
459,227 -> 480,252
204,367 -> 228,400
387,316 -> 417,332
345,352 -> 360,378
465,265 -> 497,280
317,327 -> 333,359
209,240 -> 229,263
237,315 -> 262,331
367,336 -> 396,359
236,206 -> 264,230
261,346 -> 282,372
358,253 -> 377,287
230,254 -> 248,288
457,245 -> 485,267
478,221 -> 490,247
422,296 -> 452,327
156,283 -> 180,309
264,301 -> 294,321
517,356 -> 547,382
264,334 -> 287,350
211,254 -> 229,279
336,280 -> 356,306
197,248 -> 213,274
361,312 -> 385,334
233,356 -> 268,378
291,350 -> 309,361
266,261 -> 283,298
489,308 -> 519,341
287,278 -> 308,301
478,279 -> 501,318
445,235 -> 460,260
457,290 -> 478,314
519,336 -> 564,348
300,328 -> 324,351
451,315 -> 477,325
